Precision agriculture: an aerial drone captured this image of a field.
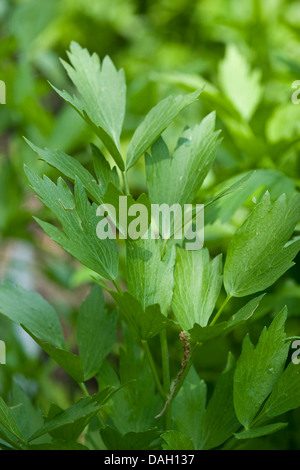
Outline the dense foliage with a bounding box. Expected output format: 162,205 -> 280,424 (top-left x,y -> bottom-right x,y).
0,0 -> 300,450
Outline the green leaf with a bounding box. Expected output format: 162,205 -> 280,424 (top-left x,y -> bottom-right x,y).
22,326 -> 84,383
52,42 -> 126,170
234,423 -> 287,440
258,362 -> 300,421
126,238 -> 175,316
28,388 -> 117,442
98,332 -> 162,434
161,430 -> 194,450
145,113 -> 221,205
10,381 -> 44,442
0,282 -> 64,348
200,353 -> 240,449
126,89 -> 202,169
100,426 -> 158,450
45,403 -> 91,442
25,168 -> 119,280
204,169 -> 295,225
218,44 -> 262,121
173,367 -> 206,449
91,143 -> 121,194
224,192 -> 300,297
25,138 -> 104,203
111,292 -> 171,340
0,396 -> 22,441
189,294 -> 265,344
78,285 -> 118,381
233,308 -> 290,428
100,181 -> 151,238
172,247 -> 222,329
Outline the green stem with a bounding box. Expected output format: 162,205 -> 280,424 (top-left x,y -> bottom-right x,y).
79,382 -> 90,397
160,329 -> 172,429
123,171 -> 130,195
209,295 -> 232,326
142,339 -> 166,400
112,279 -> 122,295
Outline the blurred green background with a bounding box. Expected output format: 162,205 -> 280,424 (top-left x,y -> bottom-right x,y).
1,0 -> 300,450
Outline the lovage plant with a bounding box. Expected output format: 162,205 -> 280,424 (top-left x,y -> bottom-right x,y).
0,42 -> 300,450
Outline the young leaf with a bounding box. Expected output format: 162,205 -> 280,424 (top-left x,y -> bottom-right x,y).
52,42 -> 126,170
172,248 -> 222,330
126,89 -> 202,169
218,44 -> 262,121
0,282 -> 64,348
25,168 -> 119,280
78,285 -> 118,381
126,238 -> 175,316
145,113 -> 221,205
233,308 -> 290,428
224,192 -> 300,297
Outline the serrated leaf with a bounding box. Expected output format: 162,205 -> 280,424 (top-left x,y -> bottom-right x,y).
0,282 -> 64,348
78,285 -> 118,381
189,294 -> 265,344
91,143 -> 121,194
172,247 -> 222,330
111,292 -> 171,340
258,362 -> 300,421
25,168 -> 119,280
25,138 -> 104,203
126,89 -> 202,169
22,326 -> 84,383
45,403 -> 91,442
126,238 -> 175,316
145,113 -> 221,205
52,42 -> 126,170
234,422 -> 287,440
0,397 -> 22,441
233,308 -> 290,428
218,45 -> 262,121
100,426 -> 158,450
28,388 -> 117,442
224,192 -> 300,297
